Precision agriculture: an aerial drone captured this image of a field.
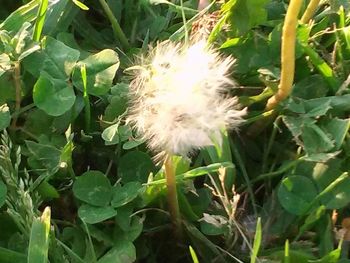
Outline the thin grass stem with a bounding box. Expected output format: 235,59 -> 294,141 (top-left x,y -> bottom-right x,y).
81,64 -> 91,133
261,117 -> 281,174
180,0 -> 189,45
11,62 -> 21,128
98,0 -> 130,51
231,141 -> 258,216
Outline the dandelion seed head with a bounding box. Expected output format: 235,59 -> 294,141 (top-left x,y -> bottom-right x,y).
127,39 -> 246,159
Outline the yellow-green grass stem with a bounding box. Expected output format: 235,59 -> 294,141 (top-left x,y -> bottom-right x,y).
80,64 -> 91,133
164,154 -> 182,237
301,0 -> 321,24
265,0 -> 303,110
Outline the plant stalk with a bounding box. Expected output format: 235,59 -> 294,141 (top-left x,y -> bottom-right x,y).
265,0 -> 303,110
164,154 -> 182,238
301,0 -> 320,23
81,64 -> 91,133
98,0 -> 130,51
12,62 -> 21,128
180,0 -> 189,45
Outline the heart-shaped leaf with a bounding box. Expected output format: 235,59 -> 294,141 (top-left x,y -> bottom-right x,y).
278,175 -> 318,215
78,204 -> 117,224
73,170 -> 112,207
33,75 -> 75,116
72,49 -> 119,96
111,182 -> 142,208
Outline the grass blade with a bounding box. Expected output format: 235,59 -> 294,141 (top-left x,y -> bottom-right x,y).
81,64 -> 91,133
145,162 -> 234,186
302,43 -> 340,92
0,247 -> 26,263
72,0 -> 89,10
98,0 -> 130,50
284,239 -> 290,263
250,217 -> 262,263
27,207 -> 51,263
189,246 -> 199,263
0,0 -> 39,31
55,239 -> 85,263
32,0 -> 49,41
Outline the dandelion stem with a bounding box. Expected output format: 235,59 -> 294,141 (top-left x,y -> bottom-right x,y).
164,154 -> 182,238
265,0 -> 303,110
301,0 -> 320,24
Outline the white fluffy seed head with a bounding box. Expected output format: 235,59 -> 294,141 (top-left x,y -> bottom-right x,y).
127,40 -> 246,159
